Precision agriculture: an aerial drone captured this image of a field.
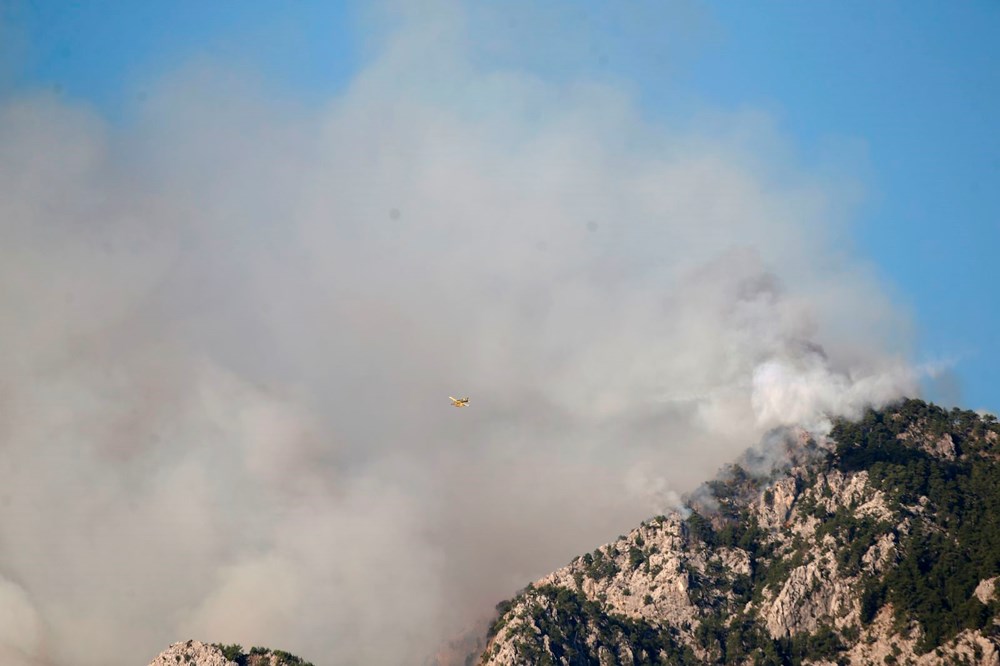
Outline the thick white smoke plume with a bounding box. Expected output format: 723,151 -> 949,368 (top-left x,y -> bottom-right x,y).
0,3 -> 919,665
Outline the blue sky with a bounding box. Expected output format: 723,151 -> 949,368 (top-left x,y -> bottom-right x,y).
3,0 -> 998,412
679,2 -> 1000,413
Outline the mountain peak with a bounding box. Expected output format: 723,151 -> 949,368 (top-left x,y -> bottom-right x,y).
146,641 -> 315,666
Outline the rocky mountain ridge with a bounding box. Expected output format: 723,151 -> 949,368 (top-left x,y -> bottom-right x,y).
147,641 -> 314,666
477,399 -> 1000,665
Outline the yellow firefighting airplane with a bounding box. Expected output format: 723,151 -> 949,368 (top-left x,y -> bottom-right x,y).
449,396 -> 470,408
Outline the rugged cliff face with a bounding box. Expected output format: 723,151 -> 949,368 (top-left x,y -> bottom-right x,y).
478,399 -> 1000,665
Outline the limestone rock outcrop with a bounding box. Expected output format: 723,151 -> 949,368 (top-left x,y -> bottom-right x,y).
147,641 -> 235,666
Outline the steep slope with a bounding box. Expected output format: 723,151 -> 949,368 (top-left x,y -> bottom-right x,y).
478,399 -> 1000,665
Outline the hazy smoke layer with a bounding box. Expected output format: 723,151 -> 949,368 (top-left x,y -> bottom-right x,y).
0,4 -> 917,665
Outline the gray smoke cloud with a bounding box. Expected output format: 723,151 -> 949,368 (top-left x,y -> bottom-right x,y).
0,3 -> 921,664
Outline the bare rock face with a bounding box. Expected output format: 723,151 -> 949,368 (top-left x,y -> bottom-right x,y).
477,401 -> 1000,665
756,476 -> 798,529
147,641 -> 235,666
761,551 -> 857,638
533,514 -> 701,626
898,422 -> 959,460
840,605 -> 1000,666
976,577 -> 999,605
